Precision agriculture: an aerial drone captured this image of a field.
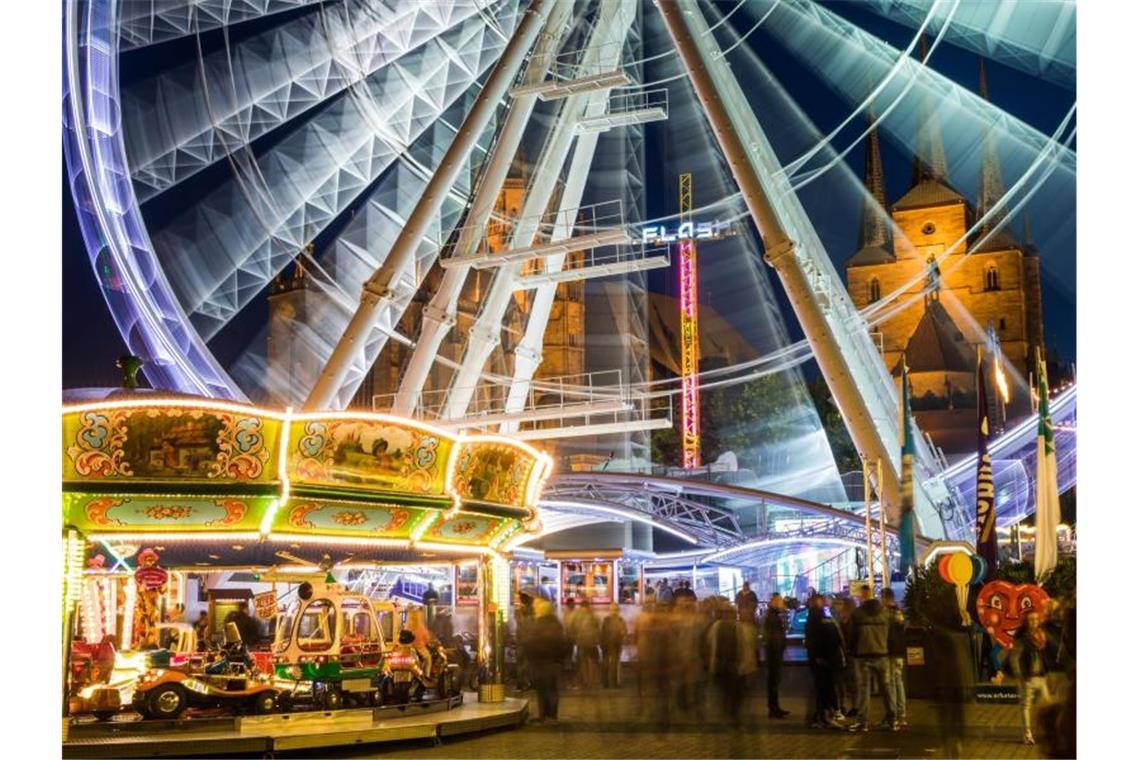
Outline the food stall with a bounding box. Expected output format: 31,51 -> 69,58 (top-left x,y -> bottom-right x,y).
62,396 -> 550,752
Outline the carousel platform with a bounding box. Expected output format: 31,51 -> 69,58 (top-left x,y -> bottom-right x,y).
63,693 -> 528,758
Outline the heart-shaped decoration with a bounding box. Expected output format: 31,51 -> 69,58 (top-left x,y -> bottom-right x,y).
975,580 -> 1050,649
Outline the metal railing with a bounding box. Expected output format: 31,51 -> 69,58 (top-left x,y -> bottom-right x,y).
440,199 -> 629,266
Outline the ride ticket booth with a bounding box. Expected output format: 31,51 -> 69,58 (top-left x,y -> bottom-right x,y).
62,396 -> 552,746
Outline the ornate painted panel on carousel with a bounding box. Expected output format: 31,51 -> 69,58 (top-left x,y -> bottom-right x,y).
286,416 -> 452,499
269,498 -> 425,540
63,492 -> 269,534
425,514 -> 521,547
63,404 -> 282,486
450,438 -> 547,514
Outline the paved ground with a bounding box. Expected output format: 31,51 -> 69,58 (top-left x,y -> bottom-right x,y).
284,667 -> 1040,759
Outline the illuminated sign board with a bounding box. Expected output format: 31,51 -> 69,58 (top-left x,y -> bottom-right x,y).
640,220 -> 731,244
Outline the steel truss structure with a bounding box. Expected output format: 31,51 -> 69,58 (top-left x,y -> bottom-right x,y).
537,473 -> 900,558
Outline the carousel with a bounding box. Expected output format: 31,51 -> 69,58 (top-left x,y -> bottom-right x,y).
61,394 -> 551,757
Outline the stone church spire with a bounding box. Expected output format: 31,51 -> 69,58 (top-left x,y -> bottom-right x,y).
911,35 -> 948,185
1022,213 -> 1039,256
976,56 -> 1008,238
860,114 -> 891,251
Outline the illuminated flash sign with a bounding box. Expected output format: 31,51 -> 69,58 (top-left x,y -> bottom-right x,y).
640,220 -> 729,244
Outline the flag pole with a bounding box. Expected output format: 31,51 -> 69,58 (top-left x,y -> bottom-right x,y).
877,458 -> 887,592
864,458 -> 873,591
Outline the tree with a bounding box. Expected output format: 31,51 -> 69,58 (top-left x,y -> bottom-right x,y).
808,376 -> 860,474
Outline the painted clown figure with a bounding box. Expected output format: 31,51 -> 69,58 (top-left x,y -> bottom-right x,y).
131,549 -> 168,648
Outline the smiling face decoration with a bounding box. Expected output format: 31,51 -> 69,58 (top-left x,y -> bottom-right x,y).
975,580 -> 1050,649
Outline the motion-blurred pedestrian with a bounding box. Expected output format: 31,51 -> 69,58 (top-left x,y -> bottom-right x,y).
527,599 -> 570,724
601,603 -> 626,688
735,582 -> 758,624
928,602 -> 976,759
834,597 -> 858,717
883,588 -> 908,728
707,602 -> 755,728
1010,610 -> 1052,746
847,586 -> 897,732
575,602 -> 601,689
762,593 -> 790,718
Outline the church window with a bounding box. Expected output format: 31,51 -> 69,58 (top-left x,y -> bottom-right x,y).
984,265 -> 1000,291
869,278 -> 881,303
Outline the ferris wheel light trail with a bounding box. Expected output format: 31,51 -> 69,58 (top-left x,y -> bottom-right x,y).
162,9 -> 519,341
117,0 -> 323,49
304,0 -> 555,411
853,0 -> 1075,89
125,2 -> 491,202
758,0 -> 1075,178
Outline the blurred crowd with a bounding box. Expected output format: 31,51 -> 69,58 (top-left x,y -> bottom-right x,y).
512,580 -> 1077,758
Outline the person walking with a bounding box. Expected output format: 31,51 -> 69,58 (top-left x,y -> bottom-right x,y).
847,586 -> 897,732
707,602 -> 755,728
1009,610 -> 1053,746
575,603 -> 601,689
674,595 -> 706,720
883,588 -> 908,729
735,582 -> 758,624
515,592 -> 536,690
601,603 -> 626,688
526,599 -> 569,724
804,594 -> 845,728
928,603 -> 976,758
834,597 -> 858,717
762,593 -> 790,718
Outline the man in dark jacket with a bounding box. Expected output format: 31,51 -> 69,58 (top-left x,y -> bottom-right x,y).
847,586 -> 897,731
882,588 -> 908,728
600,604 -> 626,688
762,593 -> 790,718
735,582 -> 758,624
525,599 -> 569,723
928,609 -> 977,758
804,594 -> 844,727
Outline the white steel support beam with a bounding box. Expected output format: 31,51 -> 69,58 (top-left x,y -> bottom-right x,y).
656,0 -> 950,538
304,0 -> 555,411
440,0 -> 637,421
390,0 -> 575,416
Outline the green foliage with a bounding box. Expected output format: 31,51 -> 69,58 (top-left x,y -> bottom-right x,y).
996,556 -> 1076,600
807,377 -> 860,473
903,563 -> 958,628
651,374 -> 862,474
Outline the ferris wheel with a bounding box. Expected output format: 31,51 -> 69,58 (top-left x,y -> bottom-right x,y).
64,0 -> 1075,539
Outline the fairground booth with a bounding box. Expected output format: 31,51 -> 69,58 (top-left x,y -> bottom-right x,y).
61,394 -> 550,755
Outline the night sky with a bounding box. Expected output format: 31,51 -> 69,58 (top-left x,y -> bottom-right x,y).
61,1 -> 1075,390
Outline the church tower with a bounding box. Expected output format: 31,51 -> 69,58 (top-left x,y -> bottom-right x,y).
844,53 -> 1045,454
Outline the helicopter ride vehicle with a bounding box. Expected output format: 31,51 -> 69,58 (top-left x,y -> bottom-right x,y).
269,577 -> 404,710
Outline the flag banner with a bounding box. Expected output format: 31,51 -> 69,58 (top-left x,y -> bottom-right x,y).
898,362 -> 917,574
1034,356 -> 1060,581
975,355 -> 997,578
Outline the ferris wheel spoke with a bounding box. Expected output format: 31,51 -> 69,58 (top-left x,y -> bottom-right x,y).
125,0 -> 494,202
146,4 -> 522,343
850,0 -> 1075,89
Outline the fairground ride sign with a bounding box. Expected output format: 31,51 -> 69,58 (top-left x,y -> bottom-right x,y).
640,220 -> 732,244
